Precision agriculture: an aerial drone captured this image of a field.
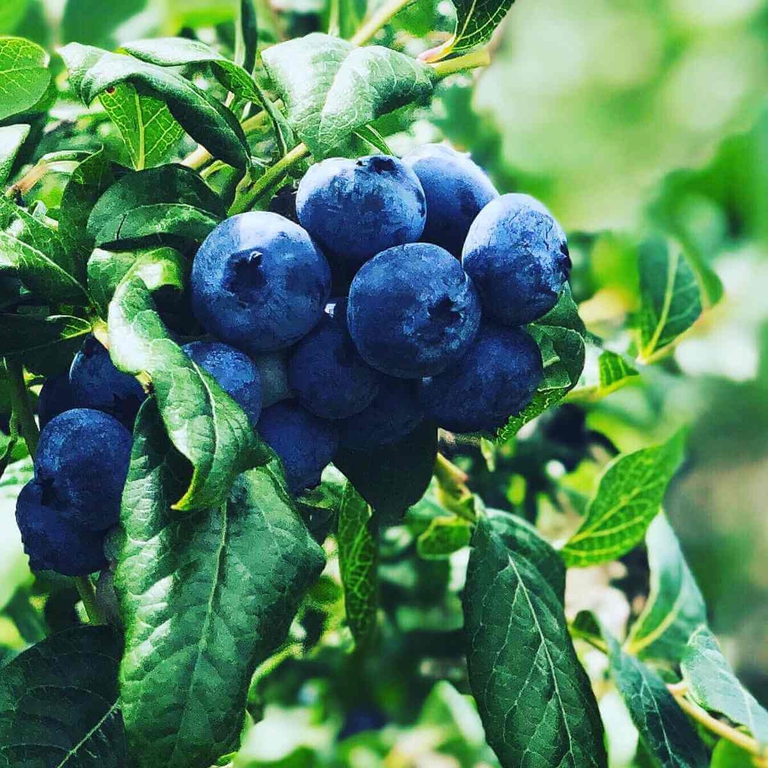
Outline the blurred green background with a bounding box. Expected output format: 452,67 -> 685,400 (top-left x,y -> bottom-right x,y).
2,0 -> 768,764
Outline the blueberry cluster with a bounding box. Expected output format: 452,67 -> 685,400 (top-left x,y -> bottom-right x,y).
16,144 -> 570,576
190,144 -> 568,491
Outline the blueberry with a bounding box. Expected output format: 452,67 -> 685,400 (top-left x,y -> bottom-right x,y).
16,481 -> 108,576
182,341 -> 262,425
347,243 -> 481,378
462,193 -> 571,326
257,402 -> 338,493
288,300 -> 380,420
296,155 -> 426,269
37,374 -> 77,429
69,337 -> 146,427
419,323 -> 543,433
191,211 -> 332,353
339,376 -> 423,451
35,408 -> 133,531
252,350 -> 293,408
403,143 -> 498,258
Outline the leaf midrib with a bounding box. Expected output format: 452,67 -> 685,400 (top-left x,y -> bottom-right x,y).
505,549 -> 578,763
54,700 -> 120,768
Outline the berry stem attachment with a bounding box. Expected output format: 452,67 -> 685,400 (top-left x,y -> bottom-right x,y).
5,359 -> 39,456
429,49 -> 492,79
228,143 -> 310,215
74,576 -> 107,626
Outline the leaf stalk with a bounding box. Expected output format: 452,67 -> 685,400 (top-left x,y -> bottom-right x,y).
74,576 -> 107,625
5,358 -> 39,456
429,48 -> 492,79
668,686 -> 767,760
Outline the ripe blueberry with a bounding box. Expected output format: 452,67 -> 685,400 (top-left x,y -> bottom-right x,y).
182,340 -> 262,425
403,143 -> 498,258
347,243 -> 481,378
34,408 -> 132,531
419,323 -> 543,433
69,336 -> 146,427
339,376 -> 423,451
288,300 -> 381,420
191,211 -> 331,353
257,401 -> 338,494
37,374 -> 76,429
462,193 -> 571,326
16,480 -> 108,576
296,155 -> 426,269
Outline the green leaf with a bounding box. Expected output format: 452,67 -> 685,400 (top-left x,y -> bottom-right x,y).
598,350 -> 639,393
0,314 -> 91,376
123,37 -> 263,104
0,196 -> 89,305
262,33 -> 434,157
316,46 -> 434,153
114,401 -> 324,768
122,37 -> 295,156
100,84 -> 184,170
417,515 -> 472,559
538,284 -> 587,334
88,245 -> 187,317
0,625 -> 127,767
637,237 -> 702,362
425,0 -> 515,60
58,148 -> 118,259
337,481 -> 378,649
710,740 -> 756,768
625,515 -> 707,663
681,626 -> 768,743
497,326 -> 585,441
0,125 -> 30,186
583,614 -> 709,768
464,512 -> 607,768
561,432 -> 685,567
60,43 -> 249,169
87,164 -> 224,248
0,38 -> 52,121
335,420 -> 438,525
108,251 -> 261,510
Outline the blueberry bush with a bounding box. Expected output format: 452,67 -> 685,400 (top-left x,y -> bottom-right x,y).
0,1 -> 765,767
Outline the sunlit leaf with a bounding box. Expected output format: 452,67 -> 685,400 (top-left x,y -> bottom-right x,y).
625,515 -> 707,663
0,38 -> 52,121
681,626 -> 768,743
637,237 -> 702,362
561,433 -> 685,567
